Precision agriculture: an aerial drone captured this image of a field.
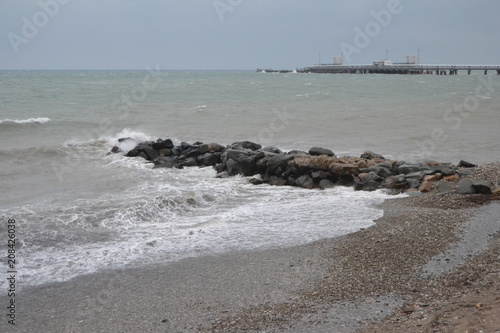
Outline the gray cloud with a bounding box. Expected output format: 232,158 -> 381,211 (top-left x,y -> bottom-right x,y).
1,0 -> 499,69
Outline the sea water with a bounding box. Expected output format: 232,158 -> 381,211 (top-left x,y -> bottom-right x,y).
0,70 -> 499,289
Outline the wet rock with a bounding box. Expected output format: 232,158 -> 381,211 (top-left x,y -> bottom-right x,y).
364,172 -> 384,184
457,160 -> 476,168
471,180 -> 493,194
229,141 -> 261,151
456,179 -> 475,194
249,178 -> 263,185
456,178 -> 493,194
269,176 -> 287,186
198,153 -> 220,166
215,172 -> 230,178
152,138 -> 174,150
153,156 -> 179,169
309,146 -> 335,157
418,180 -> 433,193
179,157 -> 198,167
266,154 -> 294,176
360,151 -> 385,160
369,165 -> 393,178
287,150 -> 308,155
110,146 -> 122,154
397,163 -> 430,175
261,146 -> 283,154
237,154 -> 257,176
319,179 -> 335,189
382,176 -> 408,190
158,148 -> 172,156
311,170 -> 330,180
225,159 -> 242,176
118,137 -> 134,143
295,175 -> 315,189
198,143 -> 225,155
444,174 -> 459,182
362,180 -> 381,192
438,180 -> 454,194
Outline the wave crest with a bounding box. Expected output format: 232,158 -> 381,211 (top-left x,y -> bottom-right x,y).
0,117 -> 52,125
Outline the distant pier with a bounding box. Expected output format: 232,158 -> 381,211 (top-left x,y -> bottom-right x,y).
258,64 -> 500,75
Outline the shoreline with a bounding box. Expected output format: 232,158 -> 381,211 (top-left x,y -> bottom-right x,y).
5,164 -> 500,332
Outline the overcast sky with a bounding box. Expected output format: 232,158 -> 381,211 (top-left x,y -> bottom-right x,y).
1,0 -> 499,70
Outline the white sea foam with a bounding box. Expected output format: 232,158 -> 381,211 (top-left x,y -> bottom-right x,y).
1,166 -> 405,290
0,117 -> 52,124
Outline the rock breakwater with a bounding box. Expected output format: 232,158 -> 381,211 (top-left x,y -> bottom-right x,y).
112,138 -> 499,196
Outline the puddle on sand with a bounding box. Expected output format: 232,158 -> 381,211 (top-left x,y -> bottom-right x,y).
421,202 -> 500,277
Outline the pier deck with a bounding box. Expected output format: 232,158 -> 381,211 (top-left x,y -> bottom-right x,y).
258,64 -> 500,75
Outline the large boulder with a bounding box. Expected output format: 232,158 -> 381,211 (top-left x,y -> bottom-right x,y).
266,154 -> 294,176
229,141 -> 261,151
152,138 -> 174,150
198,143 -> 225,155
360,151 -> 385,160
309,147 -> 335,157
397,162 -> 430,175
457,160 -> 476,168
295,175 -> 315,189
456,178 -> 492,194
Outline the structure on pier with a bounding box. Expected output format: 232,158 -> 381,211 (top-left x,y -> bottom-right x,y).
300,63 -> 500,75
258,55 -> 500,75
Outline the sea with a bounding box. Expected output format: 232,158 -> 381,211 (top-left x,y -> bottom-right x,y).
1,70 -> 499,290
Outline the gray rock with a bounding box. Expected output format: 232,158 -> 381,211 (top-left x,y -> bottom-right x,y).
397,163 -> 430,175
309,147 -> 335,156
266,154 -> 294,175
198,153 -> 219,166
222,149 -> 249,164
229,141 -> 261,151
110,146 -> 122,154
269,176 -> 287,186
368,166 -> 393,178
118,137 -> 134,143
364,172 -> 384,183
360,151 -> 385,160
237,154 -> 257,176
215,172 -> 230,178
249,178 -> 263,185
456,179 -> 475,194
311,171 -> 330,180
198,143 -> 225,155
141,145 -> 159,161
152,138 -> 174,150
406,178 -> 421,189
179,157 -> 198,167
261,146 -> 283,154
287,150 -> 308,155
362,180 -> 380,192
319,179 -> 335,189
471,180 -> 493,194
225,159 -> 242,176
455,178 -> 493,195
153,156 -> 178,168
438,180 -> 454,194
457,160 -> 476,168
295,175 -> 315,189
